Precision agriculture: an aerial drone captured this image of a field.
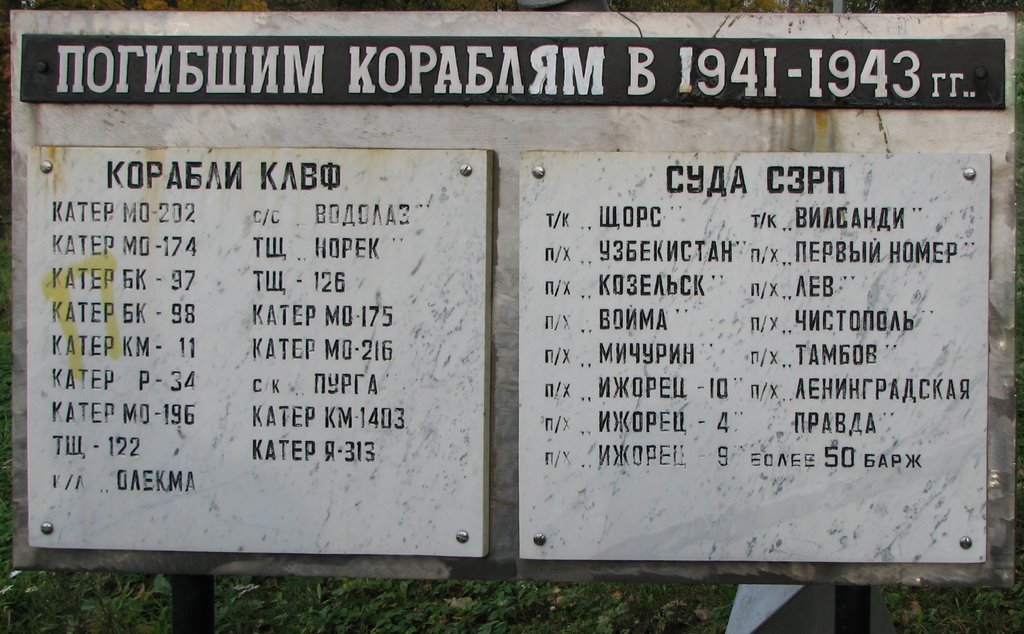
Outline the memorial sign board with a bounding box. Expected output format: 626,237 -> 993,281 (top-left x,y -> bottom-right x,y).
26,146 -> 490,556
10,10 -> 1016,586
519,151 -> 988,562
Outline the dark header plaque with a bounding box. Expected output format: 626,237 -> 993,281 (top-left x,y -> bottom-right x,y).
21,35 -> 1004,109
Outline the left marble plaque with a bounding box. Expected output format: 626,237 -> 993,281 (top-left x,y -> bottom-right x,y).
26,147 -> 490,556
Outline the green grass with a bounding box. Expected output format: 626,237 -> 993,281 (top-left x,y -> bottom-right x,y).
0,573 -> 739,633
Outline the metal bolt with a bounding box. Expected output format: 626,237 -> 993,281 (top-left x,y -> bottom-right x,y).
533,533 -> 547,546
531,166 -> 546,179
459,164 -> 473,177
455,530 -> 469,543
959,536 -> 973,550
962,167 -> 976,181
974,66 -> 987,80
40,522 -> 54,535
40,161 -> 53,174
988,470 -> 1002,489
36,61 -> 48,74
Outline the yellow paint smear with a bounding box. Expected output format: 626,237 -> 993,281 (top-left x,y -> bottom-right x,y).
42,252 -> 123,374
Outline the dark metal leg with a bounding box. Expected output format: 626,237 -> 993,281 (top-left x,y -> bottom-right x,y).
171,574 -> 215,634
835,585 -> 871,634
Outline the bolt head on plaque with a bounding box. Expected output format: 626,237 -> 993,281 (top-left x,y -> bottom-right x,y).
988,470 -> 1002,489
40,522 -> 54,535
531,166 -> 546,179
456,530 -> 469,543
35,61 -> 48,74
533,533 -> 547,546
459,164 -> 473,177
40,161 -> 53,174
959,536 -> 973,550
962,167 -> 977,180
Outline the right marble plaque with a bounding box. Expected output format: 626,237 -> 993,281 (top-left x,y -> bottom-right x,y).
519,152 -> 989,563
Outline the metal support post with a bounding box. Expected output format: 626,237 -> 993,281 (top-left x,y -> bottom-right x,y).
171,574 -> 215,634
835,585 -> 872,634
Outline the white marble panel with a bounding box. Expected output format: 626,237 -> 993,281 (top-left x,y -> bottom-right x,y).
519,151 -> 988,562
27,146 -> 490,556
